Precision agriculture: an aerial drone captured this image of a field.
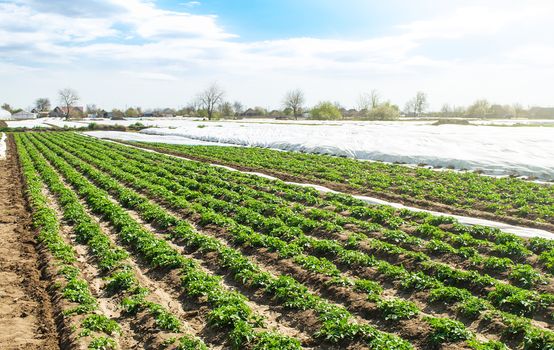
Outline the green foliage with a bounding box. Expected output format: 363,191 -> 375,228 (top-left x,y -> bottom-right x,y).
377,299 -> 419,321
175,335 -> 209,350
456,297 -> 489,319
425,317 -> 472,344
18,132 -> 554,350
80,314 -> 120,336
88,336 -> 117,349
522,327 -> 554,350
429,286 -> 471,304
361,102 -> 400,120
483,257 -> 512,271
253,332 -> 302,350
121,138 -> 554,227
508,264 -> 543,288
309,101 -> 343,120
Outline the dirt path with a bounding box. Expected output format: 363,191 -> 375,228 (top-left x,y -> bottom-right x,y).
0,135 -> 59,350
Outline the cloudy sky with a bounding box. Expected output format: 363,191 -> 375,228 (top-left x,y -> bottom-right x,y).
1,0 -> 553,110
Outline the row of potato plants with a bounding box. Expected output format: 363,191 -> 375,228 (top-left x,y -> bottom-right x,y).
60,134 -> 551,311
251,183 -> 554,280
32,134 -> 422,349
65,133 -> 554,323
16,135 -> 120,349
321,192 -> 554,274
45,133 -> 548,348
17,134 -> 208,349
45,134 -> 492,349
126,139 -> 554,294
81,135 -> 552,334
124,139 -> 554,275
115,150 -> 548,292
120,141 -> 554,224
22,133 -> 303,350
78,134 -> 554,279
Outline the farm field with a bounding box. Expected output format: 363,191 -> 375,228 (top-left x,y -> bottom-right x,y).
1,130 -> 553,349
114,141 -> 554,231
135,120 -> 554,181
6,117 -> 554,181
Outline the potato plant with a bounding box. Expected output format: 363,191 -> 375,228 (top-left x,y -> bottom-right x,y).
15,131 -> 554,350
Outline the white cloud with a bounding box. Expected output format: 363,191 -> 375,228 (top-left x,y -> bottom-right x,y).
120,70 -> 179,81
398,6 -> 518,40
180,1 -> 201,8
110,0 -> 233,40
1,0 -> 553,109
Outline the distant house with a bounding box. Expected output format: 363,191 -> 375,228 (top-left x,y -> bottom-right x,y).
31,108 -> 50,118
88,110 -> 108,118
242,108 -> 257,117
49,107 -> 64,118
160,108 -> 175,118
345,109 -> 359,118
49,106 -> 84,118
12,110 -> 37,120
268,110 -> 286,118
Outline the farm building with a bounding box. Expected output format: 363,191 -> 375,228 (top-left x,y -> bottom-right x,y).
49,106 -> 84,118
12,110 -> 36,120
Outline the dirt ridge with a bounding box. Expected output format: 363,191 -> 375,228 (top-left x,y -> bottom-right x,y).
0,135 -> 59,350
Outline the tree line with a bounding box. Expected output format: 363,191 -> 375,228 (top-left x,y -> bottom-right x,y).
3,85 -> 552,121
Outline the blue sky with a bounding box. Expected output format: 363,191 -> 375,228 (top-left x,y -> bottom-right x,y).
172,0 -> 398,40
1,0 -> 553,110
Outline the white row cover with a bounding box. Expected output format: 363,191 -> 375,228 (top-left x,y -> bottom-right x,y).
137,120 -> 554,181
0,133 -> 6,160
11,117 -> 554,180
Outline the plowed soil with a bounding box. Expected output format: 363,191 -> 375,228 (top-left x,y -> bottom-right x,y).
0,135 -> 59,349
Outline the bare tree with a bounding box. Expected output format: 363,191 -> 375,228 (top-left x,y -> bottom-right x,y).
35,98 -> 51,112
218,101 -> 234,117
197,83 -> 225,120
404,91 -> 428,117
86,104 -> 98,113
58,88 -> 80,119
358,89 -> 380,112
466,99 -> 490,117
511,103 -> 525,118
415,91 -> 428,116
283,89 -> 305,119
440,103 -> 451,117
233,101 -> 244,116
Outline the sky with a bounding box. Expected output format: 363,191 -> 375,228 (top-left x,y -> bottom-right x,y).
1,0 -> 553,111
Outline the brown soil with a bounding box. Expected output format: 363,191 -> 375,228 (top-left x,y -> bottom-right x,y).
0,135 -> 59,349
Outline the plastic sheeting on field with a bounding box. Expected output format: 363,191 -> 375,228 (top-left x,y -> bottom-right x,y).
139,120 -> 554,181
83,131 -> 235,146
0,133 -> 6,159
